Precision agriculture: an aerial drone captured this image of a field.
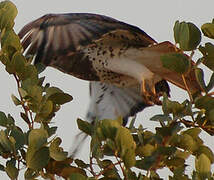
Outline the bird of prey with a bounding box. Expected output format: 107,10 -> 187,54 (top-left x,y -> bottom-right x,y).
18,13 -> 201,126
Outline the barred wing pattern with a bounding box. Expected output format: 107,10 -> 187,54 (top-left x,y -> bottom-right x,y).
18,13 -> 161,123
19,13 -> 156,80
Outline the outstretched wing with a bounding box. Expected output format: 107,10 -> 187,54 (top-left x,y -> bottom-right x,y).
18,13 -> 156,69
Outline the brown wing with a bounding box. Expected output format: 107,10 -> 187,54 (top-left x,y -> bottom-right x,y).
18,13 -> 156,67
138,41 -> 203,94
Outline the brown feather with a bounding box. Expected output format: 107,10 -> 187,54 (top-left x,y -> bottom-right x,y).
138,41 -> 202,94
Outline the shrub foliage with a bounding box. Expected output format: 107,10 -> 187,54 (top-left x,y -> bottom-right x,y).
0,1 -> 214,179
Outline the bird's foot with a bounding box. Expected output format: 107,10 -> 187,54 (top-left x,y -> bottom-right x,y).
141,76 -> 163,105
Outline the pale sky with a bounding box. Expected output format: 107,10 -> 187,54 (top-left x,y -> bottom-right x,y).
0,0 -> 214,179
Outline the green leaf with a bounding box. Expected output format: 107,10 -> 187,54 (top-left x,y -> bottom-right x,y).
194,68 -> 207,92
11,94 -> 21,106
12,52 -> 27,74
98,125 -> 112,141
162,94 -> 185,116
22,65 -> 38,81
150,114 -> 172,122
0,130 -> 13,152
0,53 -> 9,65
24,168 -> 39,180
35,62 -> 46,74
1,30 -> 22,56
0,111 -> 8,127
156,123 -> 182,137
174,20 -> 182,44
18,88 -> 28,98
45,87 -> 63,97
195,146 -> 214,163
104,139 -> 116,153
59,166 -> 86,179
170,166 -> 189,180
49,137 -> 68,161
199,43 -> 214,71
135,157 -> 155,170
0,164 -> 4,171
75,159 -> 89,169
103,167 -> 120,179
40,100 -> 53,118
91,135 -> 103,158
21,78 -> 39,90
206,73 -> 214,92
182,128 -> 201,138
46,126 -> 57,137
174,21 -> 201,51
161,53 -> 190,74
68,173 -> 87,180
179,134 -> 198,152
4,51 -> 26,75
0,1 -> 18,30
7,114 -> 15,125
201,23 -> 214,39
195,153 -> 211,178
115,127 -> 136,168
166,157 -> 185,167
25,85 -> 43,110
136,144 -> 155,157
208,109 -> 214,123
26,146 -> 50,170
195,95 -> 214,112
187,22 -> 202,50
175,149 -> 191,160
99,119 -> 121,140
28,128 -> 48,151
158,146 -> 176,156
26,127 -> 50,170
126,169 -> 138,180
77,119 -> 93,135
10,126 -> 25,150
48,92 -> 73,105
5,159 -> 18,180
182,128 -> 203,145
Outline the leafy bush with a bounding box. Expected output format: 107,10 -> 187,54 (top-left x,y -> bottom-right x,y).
0,1 -> 214,179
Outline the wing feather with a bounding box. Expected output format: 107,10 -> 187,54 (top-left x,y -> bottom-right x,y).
137,41 -> 203,94
18,13 -> 156,67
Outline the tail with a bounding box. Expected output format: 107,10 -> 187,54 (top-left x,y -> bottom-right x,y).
69,132 -> 88,157
70,80 -> 169,157
86,81 -> 169,126
86,82 -> 149,126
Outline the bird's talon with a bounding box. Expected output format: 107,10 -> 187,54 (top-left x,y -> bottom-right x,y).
141,77 -> 162,105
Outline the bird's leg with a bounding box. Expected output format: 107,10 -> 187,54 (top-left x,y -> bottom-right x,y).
141,74 -> 162,105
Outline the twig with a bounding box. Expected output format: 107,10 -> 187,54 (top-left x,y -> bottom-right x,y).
182,74 -> 193,102
180,119 -> 214,135
96,161 -> 122,177
150,135 -> 170,173
190,50 -> 195,59
207,91 -> 214,96
13,74 -> 32,129
180,118 -> 198,127
89,156 -> 97,177
114,153 -> 126,179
